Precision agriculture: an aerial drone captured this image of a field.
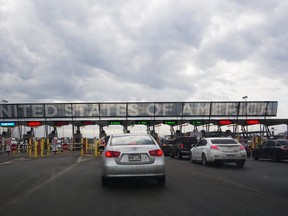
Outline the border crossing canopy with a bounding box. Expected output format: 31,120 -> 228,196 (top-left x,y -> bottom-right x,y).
0,101 -> 278,120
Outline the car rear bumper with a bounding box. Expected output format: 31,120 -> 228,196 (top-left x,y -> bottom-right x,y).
180,150 -> 190,155
102,158 -> 166,178
207,152 -> 247,162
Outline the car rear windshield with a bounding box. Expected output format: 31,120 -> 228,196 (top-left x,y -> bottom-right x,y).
111,135 -> 156,146
211,139 -> 238,144
177,137 -> 198,144
163,140 -> 173,144
278,140 -> 288,146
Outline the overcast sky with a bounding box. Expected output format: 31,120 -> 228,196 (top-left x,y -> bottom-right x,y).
1,0 -> 288,119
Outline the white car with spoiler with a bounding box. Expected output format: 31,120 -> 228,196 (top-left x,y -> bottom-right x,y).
99,134 -> 166,186
190,137 -> 247,167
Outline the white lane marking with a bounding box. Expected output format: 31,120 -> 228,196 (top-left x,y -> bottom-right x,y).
10,155 -> 94,200
0,157 -> 27,166
8,159 -> 81,205
77,156 -> 94,163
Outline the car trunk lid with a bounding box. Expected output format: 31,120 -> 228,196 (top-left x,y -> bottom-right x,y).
216,144 -> 241,152
111,145 -> 158,164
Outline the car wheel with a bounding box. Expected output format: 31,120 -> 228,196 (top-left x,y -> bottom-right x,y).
202,154 -> 208,166
102,176 -> 109,187
190,152 -> 195,163
236,160 -> 245,168
156,176 -> 166,186
177,150 -> 182,160
253,153 -> 259,160
272,153 -> 282,162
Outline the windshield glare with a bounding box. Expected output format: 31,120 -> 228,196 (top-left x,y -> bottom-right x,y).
278,140 -> 288,146
111,135 -> 156,146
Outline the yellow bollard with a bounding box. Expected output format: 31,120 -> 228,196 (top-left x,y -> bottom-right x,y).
95,139 -> 100,157
85,138 -> 88,154
94,139 -> 97,157
47,138 -> 50,156
34,139 -> 38,159
41,138 -> 44,157
80,143 -> 83,156
94,139 -> 100,157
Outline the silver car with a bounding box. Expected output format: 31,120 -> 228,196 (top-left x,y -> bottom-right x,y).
190,137 -> 247,167
100,134 -> 166,186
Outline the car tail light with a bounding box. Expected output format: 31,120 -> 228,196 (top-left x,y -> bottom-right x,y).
240,145 -> 245,150
210,145 -> 220,150
280,145 -> 288,151
180,143 -> 184,149
149,149 -> 163,157
105,151 -> 121,158
162,143 -> 167,147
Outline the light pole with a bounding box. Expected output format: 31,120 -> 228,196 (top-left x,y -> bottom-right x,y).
242,96 -> 248,137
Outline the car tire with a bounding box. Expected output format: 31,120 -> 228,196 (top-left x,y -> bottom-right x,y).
190,153 -> 195,163
272,153 -> 281,162
102,176 -> 109,187
253,153 -> 259,160
156,176 -> 166,186
202,154 -> 208,166
236,160 -> 245,168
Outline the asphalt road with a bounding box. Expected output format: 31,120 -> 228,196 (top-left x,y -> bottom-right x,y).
0,152 -> 288,216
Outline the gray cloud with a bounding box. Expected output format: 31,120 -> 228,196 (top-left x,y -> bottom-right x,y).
1,0 -> 288,119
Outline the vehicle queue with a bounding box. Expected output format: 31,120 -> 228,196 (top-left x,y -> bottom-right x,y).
159,133 -> 288,165
161,134 -> 248,167
1,131 -> 288,187
96,130 -> 288,187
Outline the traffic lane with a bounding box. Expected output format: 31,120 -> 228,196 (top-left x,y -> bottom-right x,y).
0,152 -> 28,164
203,158 -> 288,200
1,155 -> 288,216
165,158 -> 288,215
185,157 -> 288,200
0,152 -> 81,203
1,156 -> 168,216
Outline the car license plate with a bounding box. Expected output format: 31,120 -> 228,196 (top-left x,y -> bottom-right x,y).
129,154 -> 141,161
227,154 -> 235,157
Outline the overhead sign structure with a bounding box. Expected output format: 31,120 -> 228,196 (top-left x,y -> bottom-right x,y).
0,101 -> 278,119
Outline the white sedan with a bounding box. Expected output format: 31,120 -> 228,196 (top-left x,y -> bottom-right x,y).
100,134 -> 166,186
190,137 -> 247,167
